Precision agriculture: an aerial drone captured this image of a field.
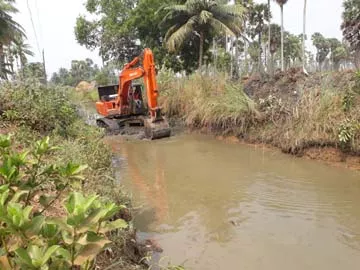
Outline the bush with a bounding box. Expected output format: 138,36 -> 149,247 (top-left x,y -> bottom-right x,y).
0,81 -> 77,135
0,135 -> 128,269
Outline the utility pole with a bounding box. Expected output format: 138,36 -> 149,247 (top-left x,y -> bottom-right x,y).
42,49 -> 47,83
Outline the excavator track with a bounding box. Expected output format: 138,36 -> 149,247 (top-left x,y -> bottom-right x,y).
96,116 -> 171,139
96,118 -> 121,134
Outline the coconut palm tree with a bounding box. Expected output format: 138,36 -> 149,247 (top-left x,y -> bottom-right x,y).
273,0 -> 288,71
267,0 -> 271,73
161,0 -> 245,68
341,0 -> 360,69
302,0 -> 307,72
12,35 -> 34,69
0,0 -> 25,78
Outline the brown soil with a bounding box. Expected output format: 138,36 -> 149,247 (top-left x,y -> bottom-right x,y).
244,68 -> 356,105
303,147 -> 360,170
215,134 -> 360,171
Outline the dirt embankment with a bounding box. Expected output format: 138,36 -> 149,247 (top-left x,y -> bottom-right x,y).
238,69 -> 360,170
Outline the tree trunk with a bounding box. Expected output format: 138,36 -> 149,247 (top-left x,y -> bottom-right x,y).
280,4 -> 284,71
355,48 -> 360,70
302,0 -> 307,71
199,31 -> 204,69
258,32 -> 262,73
268,0 -> 271,74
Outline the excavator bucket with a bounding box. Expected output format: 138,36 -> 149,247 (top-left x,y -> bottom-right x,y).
144,118 -> 171,140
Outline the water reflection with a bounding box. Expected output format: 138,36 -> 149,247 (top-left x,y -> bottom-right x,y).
106,134 -> 360,270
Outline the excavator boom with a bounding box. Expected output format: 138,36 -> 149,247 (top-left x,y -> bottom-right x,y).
95,48 -> 171,139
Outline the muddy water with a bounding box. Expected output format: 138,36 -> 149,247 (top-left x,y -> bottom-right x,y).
106,134 -> 360,270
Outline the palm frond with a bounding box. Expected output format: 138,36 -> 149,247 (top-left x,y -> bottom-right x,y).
210,4 -> 246,18
163,4 -> 189,13
166,16 -> 198,52
208,17 -> 236,36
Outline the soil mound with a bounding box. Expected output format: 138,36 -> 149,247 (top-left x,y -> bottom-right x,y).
243,68 -> 356,105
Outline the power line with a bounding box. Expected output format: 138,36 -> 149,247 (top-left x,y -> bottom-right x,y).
27,0 -> 41,56
34,0 -> 43,44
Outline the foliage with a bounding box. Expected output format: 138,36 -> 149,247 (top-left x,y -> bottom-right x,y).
311,32 -> 330,69
50,58 -> 113,87
0,135 -> 128,269
161,0 -> 245,68
283,32 -> 302,68
341,0 -> 360,68
247,2 -> 271,71
19,63 -> 46,83
75,0 -> 140,64
0,80 -> 77,134
338,119 -> 360,145
0,0 -> 34,80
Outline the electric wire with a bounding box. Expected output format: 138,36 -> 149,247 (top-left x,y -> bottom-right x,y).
26,0 -> 41,56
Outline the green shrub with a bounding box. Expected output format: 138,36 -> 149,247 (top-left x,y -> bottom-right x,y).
0,135 -> 128,269
0,81 -> 77,135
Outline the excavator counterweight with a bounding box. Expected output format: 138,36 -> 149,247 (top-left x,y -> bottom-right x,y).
95,48 -> 171,139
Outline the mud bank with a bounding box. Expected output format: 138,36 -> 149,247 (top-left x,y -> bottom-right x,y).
214,134 -> 360,171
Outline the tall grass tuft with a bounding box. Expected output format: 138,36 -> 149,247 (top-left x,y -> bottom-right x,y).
159,71 -> 258,134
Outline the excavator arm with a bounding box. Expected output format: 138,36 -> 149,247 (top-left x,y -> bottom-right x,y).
116,48 -> 161,120
95,48 -> 170,139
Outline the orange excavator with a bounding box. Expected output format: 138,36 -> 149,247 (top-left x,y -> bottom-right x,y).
95,48 -> 171,139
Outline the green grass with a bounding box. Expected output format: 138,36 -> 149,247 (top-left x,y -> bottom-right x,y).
159,71 -> 258,134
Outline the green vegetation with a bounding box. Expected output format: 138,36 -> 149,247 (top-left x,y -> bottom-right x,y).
161,1 -> 244,68
341,0 -> 360,69
159,70 -> 257,130
0,80 -> 142,269
159,70 -> 360,155
0,135 -> 128,269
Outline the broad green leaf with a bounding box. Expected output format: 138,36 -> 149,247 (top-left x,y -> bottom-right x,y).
99,218 -> 128,234
79,208 -> 108,232
42,223 -> 59,239
25,216 -> 45,237
10,151 -> 29,167
47,218 -> 72,232
61,230 -> 74,245
15,248 -> 33,267
10,190 -> 29,203
0,134 -> 11,149
27,245 -> 43,262
55,248 -> 71,263
23,205 -> 33,220
64,192 -> 82,214
86,231 -> 105,243
0,189 -> 9,206
0,184 -> 9,193
80,195 -> 99,214
41,245 -> 60,266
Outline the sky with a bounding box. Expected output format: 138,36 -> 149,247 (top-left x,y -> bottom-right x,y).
14,0 -> 344,75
